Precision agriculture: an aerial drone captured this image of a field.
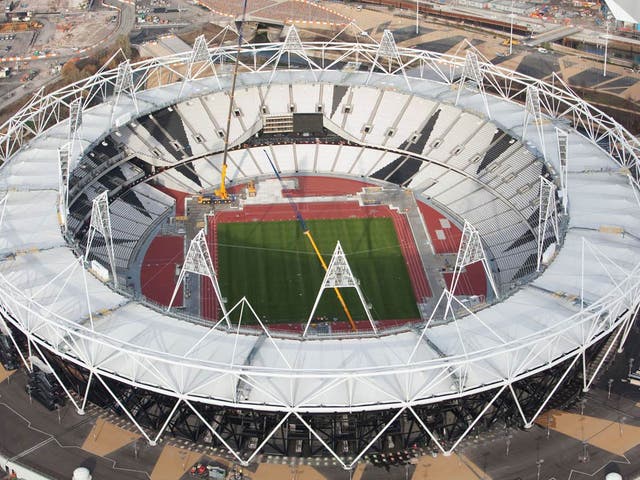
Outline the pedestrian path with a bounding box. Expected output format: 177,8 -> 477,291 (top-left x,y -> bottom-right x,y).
81,417 -> 140,456
150,445 -> 203,480
253,464 -> 326,480
536,409 -> 640,456
0,365 -> 15,383
411,453 -> 489,480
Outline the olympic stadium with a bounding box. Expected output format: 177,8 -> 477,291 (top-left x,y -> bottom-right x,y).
0,25 -> 639,470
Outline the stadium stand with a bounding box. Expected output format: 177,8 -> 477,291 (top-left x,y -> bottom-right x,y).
68,81 -> 552,289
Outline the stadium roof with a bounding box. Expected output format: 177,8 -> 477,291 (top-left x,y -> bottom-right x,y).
0,63 -> 637,408
0,37 -> 639,467
604,0 -> 640,23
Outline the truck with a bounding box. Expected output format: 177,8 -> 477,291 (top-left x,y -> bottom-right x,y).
196,193 -> 235,205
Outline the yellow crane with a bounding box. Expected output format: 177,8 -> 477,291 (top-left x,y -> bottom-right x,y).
215,0 -> 248,201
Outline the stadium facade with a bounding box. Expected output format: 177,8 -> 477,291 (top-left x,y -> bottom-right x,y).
0,26 -> 639,468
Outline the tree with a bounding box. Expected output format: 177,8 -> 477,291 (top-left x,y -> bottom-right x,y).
61,60 -> 82,83
81,63 -> 98,78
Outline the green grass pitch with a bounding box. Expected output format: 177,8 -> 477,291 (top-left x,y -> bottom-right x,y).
216,217 -> 419,323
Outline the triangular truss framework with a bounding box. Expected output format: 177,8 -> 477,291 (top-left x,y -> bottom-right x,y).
58,97 -> 84,231
180,34 -> 219,95
522,85 -> 546,160
181,296 -> 291,370
268,25 -> 319,83
57,148 -> 69,229
303,241 -> 376,336
85,191 -> 118,288
112,60 -> 139,120
409,287 -> 507,364
67,97 -> 83,171
455,50 -> 491,119
366,30 -> 410,89
447,221 -> 499,314
537,176 -> 559,271
188,34 -> 212,77
556,127 -> 569,214
169,229 -> 229,326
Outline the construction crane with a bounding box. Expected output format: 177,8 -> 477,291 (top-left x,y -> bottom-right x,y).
263,149 -> 358,332
214,0 -> 249,201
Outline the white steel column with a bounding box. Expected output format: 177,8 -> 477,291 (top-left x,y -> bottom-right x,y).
524,353 -> 581,427
93,372 -> 156,445
293,411 -> 349,470
446,385 -> 507,454
0,312 -> 31,372
508,0 -> 515,55
184,399 -> 245,464
619,303 -> 640,352
584,318 -> 626,391
168,229 -> 229,326
112,60 -> 139,118
603,17 -> 610,77
67,97 -> 83,172
537,176 -> 559,272
31,341 -> 83,413
85,191 -> 118,288
187,34 -> 212,80
556,127 -> 569,214
244,412 -> 292,464
57,148 -> 68,230
79,370 -> 93,415
408,406 -> 447,454
303,241 -> 376,336
455,50 -> 490,119
0,192 -> 7,229
522,85 -> 546,160
152,398 -> 182,444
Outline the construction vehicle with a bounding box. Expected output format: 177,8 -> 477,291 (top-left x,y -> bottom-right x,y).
213,0 -> 248,202
213,163 -> 228,200
196,192 -> 233,205
247,180 -> 256,197
501,38 -> 520,46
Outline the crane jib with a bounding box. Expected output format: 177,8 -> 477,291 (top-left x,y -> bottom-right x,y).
263,149 -> 309,233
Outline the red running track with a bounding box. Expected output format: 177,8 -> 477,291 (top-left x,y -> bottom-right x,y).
148,178 -> 485,321
417,202 -> 463,254
283,176 -> 374,197
443,262 -> 487,298
214,201 -> 388,223
140,236 -> 184,306
417,203 -> 487,298
388,209 -> 432,301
